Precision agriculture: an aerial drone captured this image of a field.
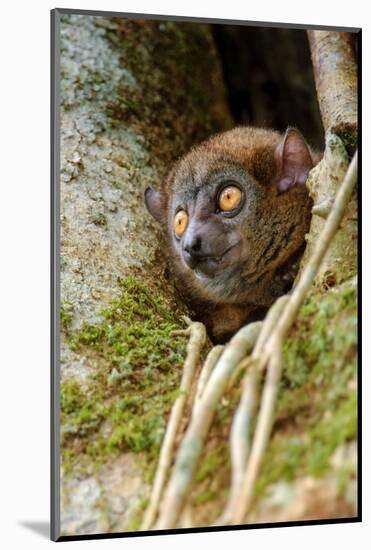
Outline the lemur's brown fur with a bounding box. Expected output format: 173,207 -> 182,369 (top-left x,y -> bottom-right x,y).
145,127 -> 320,343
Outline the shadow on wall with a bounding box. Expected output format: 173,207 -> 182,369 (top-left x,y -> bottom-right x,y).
18,521 -> 49,539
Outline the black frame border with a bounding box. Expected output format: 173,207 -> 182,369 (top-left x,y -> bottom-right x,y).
51,7 -> 362,542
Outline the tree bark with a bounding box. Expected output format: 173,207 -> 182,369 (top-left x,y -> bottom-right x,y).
307,31 -> 358,153
60,14 -> 232,330
59,13 -> 232,536
300,31 -> 358,288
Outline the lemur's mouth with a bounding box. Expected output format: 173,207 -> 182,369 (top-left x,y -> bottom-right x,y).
189,241 -> 241,275
202,242 -> 238,263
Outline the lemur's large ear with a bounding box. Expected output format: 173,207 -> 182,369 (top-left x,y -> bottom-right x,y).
144,187 -> 165,223
274,128 -> 313,193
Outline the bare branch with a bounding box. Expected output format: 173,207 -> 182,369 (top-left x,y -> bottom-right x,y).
230,339 -> 283,523
219,294 -> 289,523
141,321 -> 206,530
154,321 -> 262,529
194,345 -> 224,416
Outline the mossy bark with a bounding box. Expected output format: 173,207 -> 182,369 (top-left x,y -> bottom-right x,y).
300,31 -> 358,289
299,133 -> 358,288
171,281 -> 357,527
59,13 -> 231,536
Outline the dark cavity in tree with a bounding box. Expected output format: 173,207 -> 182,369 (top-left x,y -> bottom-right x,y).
212,25 -> 324,150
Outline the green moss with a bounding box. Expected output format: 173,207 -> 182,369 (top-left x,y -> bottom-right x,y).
90,211 -> 107,226
60,300 -> 74,331
185,283 -> 357,523
256,283 -> 357,497
61,379 -> 105,437
192,488 -> 220,506
68,276 -> 185,370
61,274 -> 357,522
188,439 -> 230,524
125,497 -> 149,531
195,444 -> 230,484
336,462 -> 356,498
61,275 -> 187,476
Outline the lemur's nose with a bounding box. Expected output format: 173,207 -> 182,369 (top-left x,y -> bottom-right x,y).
183,234 -> 203,257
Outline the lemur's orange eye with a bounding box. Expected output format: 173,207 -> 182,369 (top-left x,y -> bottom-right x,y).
219,186 -> 242,212
174,210 -> 188,237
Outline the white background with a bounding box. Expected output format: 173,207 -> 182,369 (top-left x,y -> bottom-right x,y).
0,0 -> 368,548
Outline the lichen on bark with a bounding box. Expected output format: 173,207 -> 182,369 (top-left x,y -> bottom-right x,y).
299,132 -> 358,288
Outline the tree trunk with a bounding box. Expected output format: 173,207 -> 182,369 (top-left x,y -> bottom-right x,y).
307,31 -> 357,153
59,13 -> 232,536
299,31 -> 358,288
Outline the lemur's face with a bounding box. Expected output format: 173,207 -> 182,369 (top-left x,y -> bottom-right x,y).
164,155 -> 265,290
144,127 -> 314,301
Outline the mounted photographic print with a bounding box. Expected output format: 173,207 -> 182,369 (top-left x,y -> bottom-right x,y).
51,8 -> 360,541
